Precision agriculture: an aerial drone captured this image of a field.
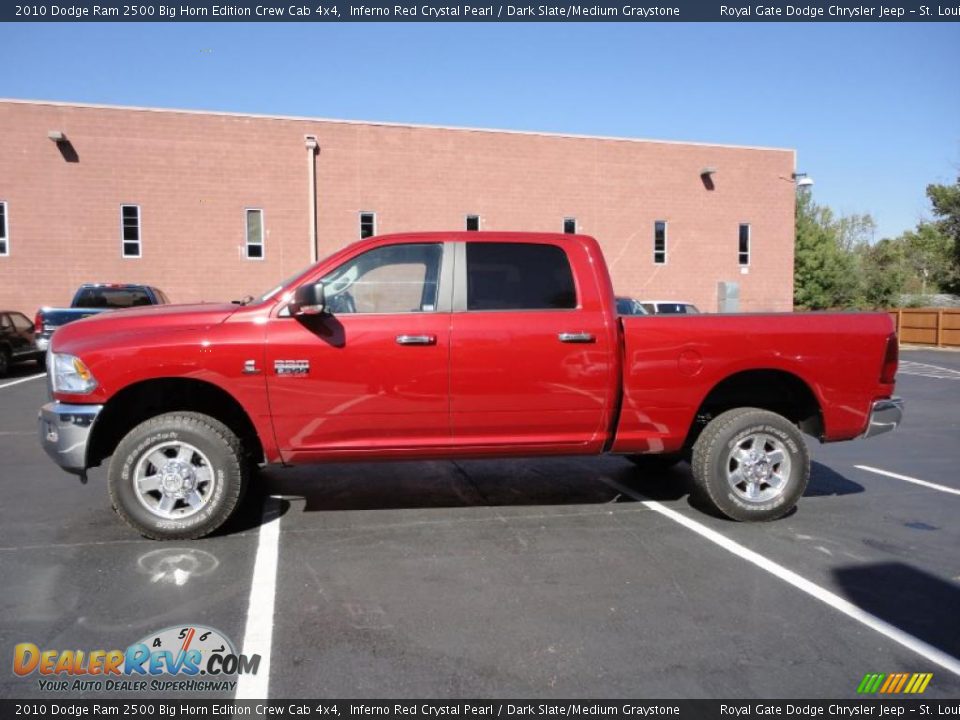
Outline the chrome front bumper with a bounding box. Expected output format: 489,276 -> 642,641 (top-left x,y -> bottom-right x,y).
863,397 -> 904,439
38,402 -> 103,475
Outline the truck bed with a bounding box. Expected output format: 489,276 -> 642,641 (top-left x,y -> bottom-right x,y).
612,312 -> 897,454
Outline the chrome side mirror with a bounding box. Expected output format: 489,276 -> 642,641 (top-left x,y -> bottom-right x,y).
289,282 -> 325,316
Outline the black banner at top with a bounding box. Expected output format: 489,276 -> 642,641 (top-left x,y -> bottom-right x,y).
3,0 -> 959,21
2,699 -> 959,718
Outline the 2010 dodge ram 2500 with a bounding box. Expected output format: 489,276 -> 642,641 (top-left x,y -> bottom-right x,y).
38,232 -> 903,540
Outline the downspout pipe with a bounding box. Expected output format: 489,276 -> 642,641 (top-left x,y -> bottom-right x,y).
304,135 -> 319,263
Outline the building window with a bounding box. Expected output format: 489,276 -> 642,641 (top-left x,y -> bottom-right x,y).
465,215 -> 480,232
0,201 -> 8,256
739,223 -> 751,266
246,209 -> 264,259
121,205 -> 141,258
563,217 -> 576,234
359,211 -> 376,239
654,221 -> 667,264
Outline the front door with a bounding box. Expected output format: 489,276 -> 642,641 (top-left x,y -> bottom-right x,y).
266,241 -> 453,462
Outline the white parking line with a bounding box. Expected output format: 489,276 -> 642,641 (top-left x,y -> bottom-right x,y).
599,477 -> 960,678
235,496 -> 283,700
898,361 -> 960,381
0,373 -> 45,391
855,465 -> 960,497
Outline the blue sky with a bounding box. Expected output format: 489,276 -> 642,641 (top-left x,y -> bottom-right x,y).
2,22 -> 958,240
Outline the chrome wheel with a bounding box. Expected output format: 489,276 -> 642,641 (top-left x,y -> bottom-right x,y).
133,441 -> 216,520
726,432 -> 792,503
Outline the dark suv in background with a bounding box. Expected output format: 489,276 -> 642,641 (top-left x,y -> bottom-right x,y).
0,310 -> 44,376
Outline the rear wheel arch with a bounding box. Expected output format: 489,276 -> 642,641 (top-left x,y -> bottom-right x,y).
686,368 -> 824,449
87,377 -> 265,470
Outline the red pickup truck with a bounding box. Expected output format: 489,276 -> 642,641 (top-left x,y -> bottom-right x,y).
38,232 -> 902,540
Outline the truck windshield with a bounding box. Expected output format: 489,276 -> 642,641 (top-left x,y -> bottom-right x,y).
74,287 -> 152,308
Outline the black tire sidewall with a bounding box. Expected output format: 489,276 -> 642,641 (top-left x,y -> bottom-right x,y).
700,412 -> 809,521
109,416 -> 242,539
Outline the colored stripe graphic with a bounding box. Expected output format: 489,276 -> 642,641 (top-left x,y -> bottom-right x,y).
894,673 -> 910,693
858,672 -> 933,694
857,673 -> 885,693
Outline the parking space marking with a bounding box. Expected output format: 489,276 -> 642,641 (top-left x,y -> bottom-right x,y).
899,361 -> 960,381
599,477 -> 960,678
235,496 -> 283,700
0,373 -> 45,391
855,465 -> 960,497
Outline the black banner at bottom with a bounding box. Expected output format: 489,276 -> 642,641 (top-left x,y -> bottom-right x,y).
2,699 -> 957,719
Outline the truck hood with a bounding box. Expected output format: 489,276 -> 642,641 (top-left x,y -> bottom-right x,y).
50,303 -> 241,353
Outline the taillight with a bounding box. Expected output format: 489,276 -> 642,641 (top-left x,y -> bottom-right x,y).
880,332 -> 898,384
33,311 -> 43,332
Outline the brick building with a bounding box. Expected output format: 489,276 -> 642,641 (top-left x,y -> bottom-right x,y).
0,99 -> 797,316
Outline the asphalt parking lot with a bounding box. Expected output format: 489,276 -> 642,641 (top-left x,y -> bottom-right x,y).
1,347 -> 958,700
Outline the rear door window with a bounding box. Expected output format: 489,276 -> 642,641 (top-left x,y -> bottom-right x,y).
466,243 -> 576,311
10,312 -> 33,331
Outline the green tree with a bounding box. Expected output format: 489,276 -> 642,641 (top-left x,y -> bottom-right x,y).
794,192 -> 863,309
925,176 -> 960,292
858,238 -> 905,308
899,222 -> 954,295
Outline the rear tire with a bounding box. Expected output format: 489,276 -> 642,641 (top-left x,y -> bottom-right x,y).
108,412 -> 248,540
0,348 -> 9,377
691,408 -> 809,522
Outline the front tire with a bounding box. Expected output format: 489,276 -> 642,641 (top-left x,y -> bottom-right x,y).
108,412 -> 248,540
691,408 -> 809,522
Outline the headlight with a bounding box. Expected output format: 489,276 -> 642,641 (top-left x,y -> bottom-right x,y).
51,353 -> 98,394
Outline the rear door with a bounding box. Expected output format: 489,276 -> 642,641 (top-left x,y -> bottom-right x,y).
449,240 -> 616,451
265,241 -> 454,461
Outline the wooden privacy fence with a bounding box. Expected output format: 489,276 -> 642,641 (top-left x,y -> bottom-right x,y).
889,308 -> 960,348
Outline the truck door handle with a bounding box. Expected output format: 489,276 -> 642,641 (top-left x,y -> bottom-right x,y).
396,334 -> 436,346
558,332 -> 595,344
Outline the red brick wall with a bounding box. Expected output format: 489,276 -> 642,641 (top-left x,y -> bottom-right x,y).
0,100 -> 796,316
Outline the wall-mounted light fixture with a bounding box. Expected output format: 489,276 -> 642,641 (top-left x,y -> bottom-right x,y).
792,172 -> 814,189
700,166 -> 717,191
48,131 -> 67,143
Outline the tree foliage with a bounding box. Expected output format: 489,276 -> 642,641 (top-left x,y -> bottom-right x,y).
925,176 -> 960,292
794,192 -> 863,309
793,176 -> 960,309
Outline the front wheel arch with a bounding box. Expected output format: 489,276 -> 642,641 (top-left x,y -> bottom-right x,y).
87,377 -> 265,470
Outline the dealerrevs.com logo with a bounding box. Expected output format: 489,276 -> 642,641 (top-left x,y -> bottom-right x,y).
13,625 -> 259,693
